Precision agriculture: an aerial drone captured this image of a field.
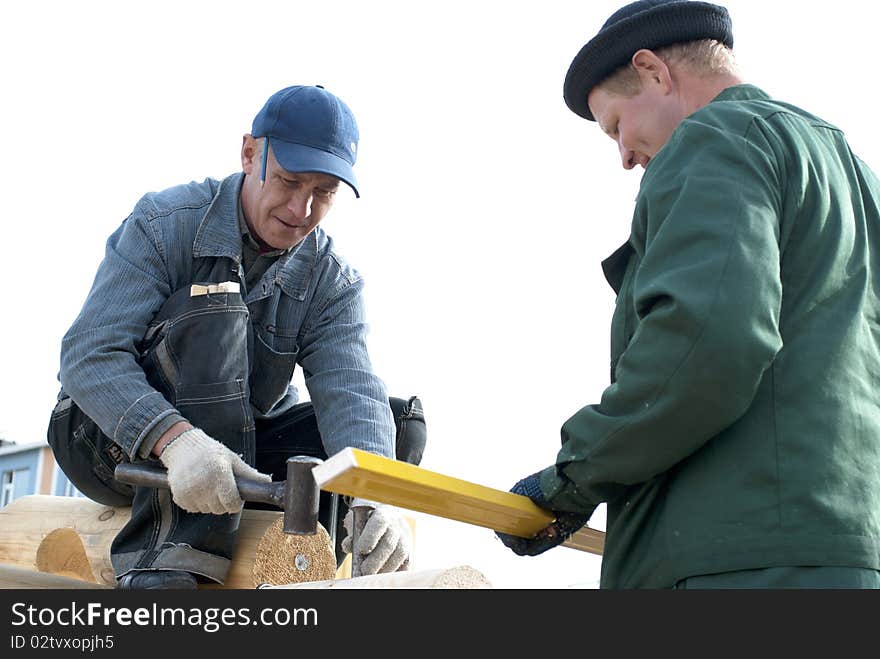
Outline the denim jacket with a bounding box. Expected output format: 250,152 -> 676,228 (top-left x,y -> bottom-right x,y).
59,172 -> 394,461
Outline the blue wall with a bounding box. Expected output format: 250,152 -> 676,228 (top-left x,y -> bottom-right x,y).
0,448 -> 40,502
52,464 -> 84,498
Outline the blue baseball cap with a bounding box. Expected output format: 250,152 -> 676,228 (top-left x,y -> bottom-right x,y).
251,85 -> 360,197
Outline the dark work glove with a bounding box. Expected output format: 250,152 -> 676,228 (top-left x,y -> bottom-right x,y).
495,473 -> 591,557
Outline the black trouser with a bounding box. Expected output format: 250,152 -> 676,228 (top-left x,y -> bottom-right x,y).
48,284 -> 426,584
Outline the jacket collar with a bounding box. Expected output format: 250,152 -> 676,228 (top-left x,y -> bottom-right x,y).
710,83 -> 770,104
602,241 -> 634,294
192,172 -> 317,299
193,172 -> 247,262
273,232 -> 316,301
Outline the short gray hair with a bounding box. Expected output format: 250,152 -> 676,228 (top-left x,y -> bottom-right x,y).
599,39 -> 738,97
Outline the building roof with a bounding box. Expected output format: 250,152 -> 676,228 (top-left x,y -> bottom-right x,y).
0,440 -> 48,458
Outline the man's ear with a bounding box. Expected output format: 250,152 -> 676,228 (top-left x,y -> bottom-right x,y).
631,49 -> 673,91
241,134 -> 259,174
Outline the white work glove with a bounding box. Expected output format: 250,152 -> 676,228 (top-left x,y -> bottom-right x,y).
341,498 -> 412,575
158,428 -> 271,515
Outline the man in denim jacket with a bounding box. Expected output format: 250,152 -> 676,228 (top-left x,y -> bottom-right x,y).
48,85 -> 427,589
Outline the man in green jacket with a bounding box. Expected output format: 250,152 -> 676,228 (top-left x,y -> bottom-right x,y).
497,0 -> 880,588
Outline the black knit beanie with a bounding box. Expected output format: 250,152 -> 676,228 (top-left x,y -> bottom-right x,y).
563,0 -> 734,121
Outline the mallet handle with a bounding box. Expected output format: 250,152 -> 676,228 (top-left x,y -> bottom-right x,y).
114,462 -> 285,508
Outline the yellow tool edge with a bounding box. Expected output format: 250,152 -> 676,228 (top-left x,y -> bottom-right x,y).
316,448 -> 553,526
313,448 -> 605,555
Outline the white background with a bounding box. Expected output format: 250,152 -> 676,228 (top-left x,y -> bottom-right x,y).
1,1 -> 877,588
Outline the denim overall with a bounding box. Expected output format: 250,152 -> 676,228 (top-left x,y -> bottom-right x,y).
48,256 -> 426,584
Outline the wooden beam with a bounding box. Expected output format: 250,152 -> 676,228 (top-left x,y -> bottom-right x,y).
266,565 -> 491,589
0,563 -> 110,589
312,449 -> 605,555
0,495 -> 337,588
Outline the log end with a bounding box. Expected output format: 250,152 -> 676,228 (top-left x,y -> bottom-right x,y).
430,565 -> 492,589
252,518 -> 337,588
35,528 -> 100,584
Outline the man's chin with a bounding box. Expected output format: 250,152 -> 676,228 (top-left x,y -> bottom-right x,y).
268,231 -> 309,251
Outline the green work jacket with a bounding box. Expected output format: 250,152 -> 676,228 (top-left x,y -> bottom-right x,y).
540,85 -> 880,588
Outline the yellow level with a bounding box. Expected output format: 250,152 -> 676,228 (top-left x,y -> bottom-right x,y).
312,448 -> 604,556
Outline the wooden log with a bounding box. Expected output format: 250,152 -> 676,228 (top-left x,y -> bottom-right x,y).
0,563 -> 110,589
0,495 -> 336,589
237,516 -> 336,589
266,565 -> 492,589
0,496 -> 121,585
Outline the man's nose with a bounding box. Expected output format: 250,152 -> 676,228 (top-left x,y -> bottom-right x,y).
287,191 -> 312,219
619,141 -> 637,171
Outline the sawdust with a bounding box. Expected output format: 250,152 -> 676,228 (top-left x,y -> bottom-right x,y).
432,566 -> 492,589
252,518 -> 336,587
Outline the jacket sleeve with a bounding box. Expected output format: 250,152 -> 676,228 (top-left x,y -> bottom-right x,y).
541,118 -> 785,513
60,206 -> 183,460
297,266 -> 395,459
